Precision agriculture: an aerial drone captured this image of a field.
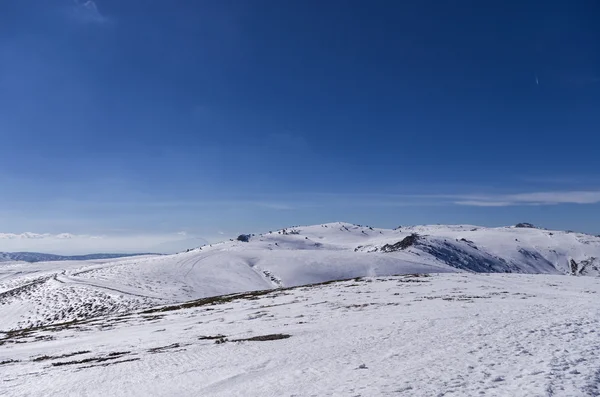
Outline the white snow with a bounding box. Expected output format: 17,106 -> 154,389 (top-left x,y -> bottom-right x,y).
1,273 -> 599,396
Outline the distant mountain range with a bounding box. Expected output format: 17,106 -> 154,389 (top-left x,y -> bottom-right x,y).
0,252 -> 156,263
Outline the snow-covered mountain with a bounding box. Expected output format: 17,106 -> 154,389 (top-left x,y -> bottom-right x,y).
355,223 -> 600,275
1,222 -> 599,331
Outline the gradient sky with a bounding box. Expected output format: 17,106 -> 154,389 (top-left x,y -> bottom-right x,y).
1,1 -> 599,253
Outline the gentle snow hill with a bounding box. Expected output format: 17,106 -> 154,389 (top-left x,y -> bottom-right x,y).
1,273 -> 599,396
1,222 -> 599,331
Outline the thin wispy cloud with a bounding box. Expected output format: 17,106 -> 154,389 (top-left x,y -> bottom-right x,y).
0,232 -> 87,240
245,190 -> 600,208
47,190 -> 600,211
454,191 -> 600,207
454,201 -> 514,207
268,191 -> 600,207
71,0 -> 110,24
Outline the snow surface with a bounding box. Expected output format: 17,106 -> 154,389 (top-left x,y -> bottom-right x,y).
2,223 -> 600,331
1,273 -> 599,396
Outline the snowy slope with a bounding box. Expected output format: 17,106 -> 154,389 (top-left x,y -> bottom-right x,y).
249,222 -> 600,276
1,273 -> 599,396
0,243 -> 452,331
394,224 -> 600,275
1,222 -> 599,331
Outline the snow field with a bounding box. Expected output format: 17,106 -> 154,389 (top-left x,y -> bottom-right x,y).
1,273 -> 599,396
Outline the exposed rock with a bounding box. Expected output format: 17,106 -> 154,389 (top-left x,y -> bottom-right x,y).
515,223 -> 536,229
380,234 -> 419,252
570,259 -> 578,275
579,257 -> 599,275
236,234 -> 250,242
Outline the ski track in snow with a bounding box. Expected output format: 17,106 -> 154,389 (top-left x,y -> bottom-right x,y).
1,273 -> 599,396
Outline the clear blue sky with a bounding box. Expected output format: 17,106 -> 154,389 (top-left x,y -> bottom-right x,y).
1,1 -> 599,252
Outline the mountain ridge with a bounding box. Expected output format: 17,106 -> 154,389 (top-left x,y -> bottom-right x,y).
1,221 -> 599,331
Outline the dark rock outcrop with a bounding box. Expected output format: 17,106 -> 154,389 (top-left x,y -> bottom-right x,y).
380,234 -> 419,252
236,234 -> 251,242
515,223 -> 536,228
570,259 -> 578,275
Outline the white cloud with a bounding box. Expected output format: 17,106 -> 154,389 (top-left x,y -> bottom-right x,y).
251,190 -> 600,208
454,201 -> 514,207
257,190 -> 600,208
454,191 -> 600,207
0,232 -> 208,255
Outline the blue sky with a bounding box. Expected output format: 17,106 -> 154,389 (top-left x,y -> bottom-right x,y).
1,1 -> 599,253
